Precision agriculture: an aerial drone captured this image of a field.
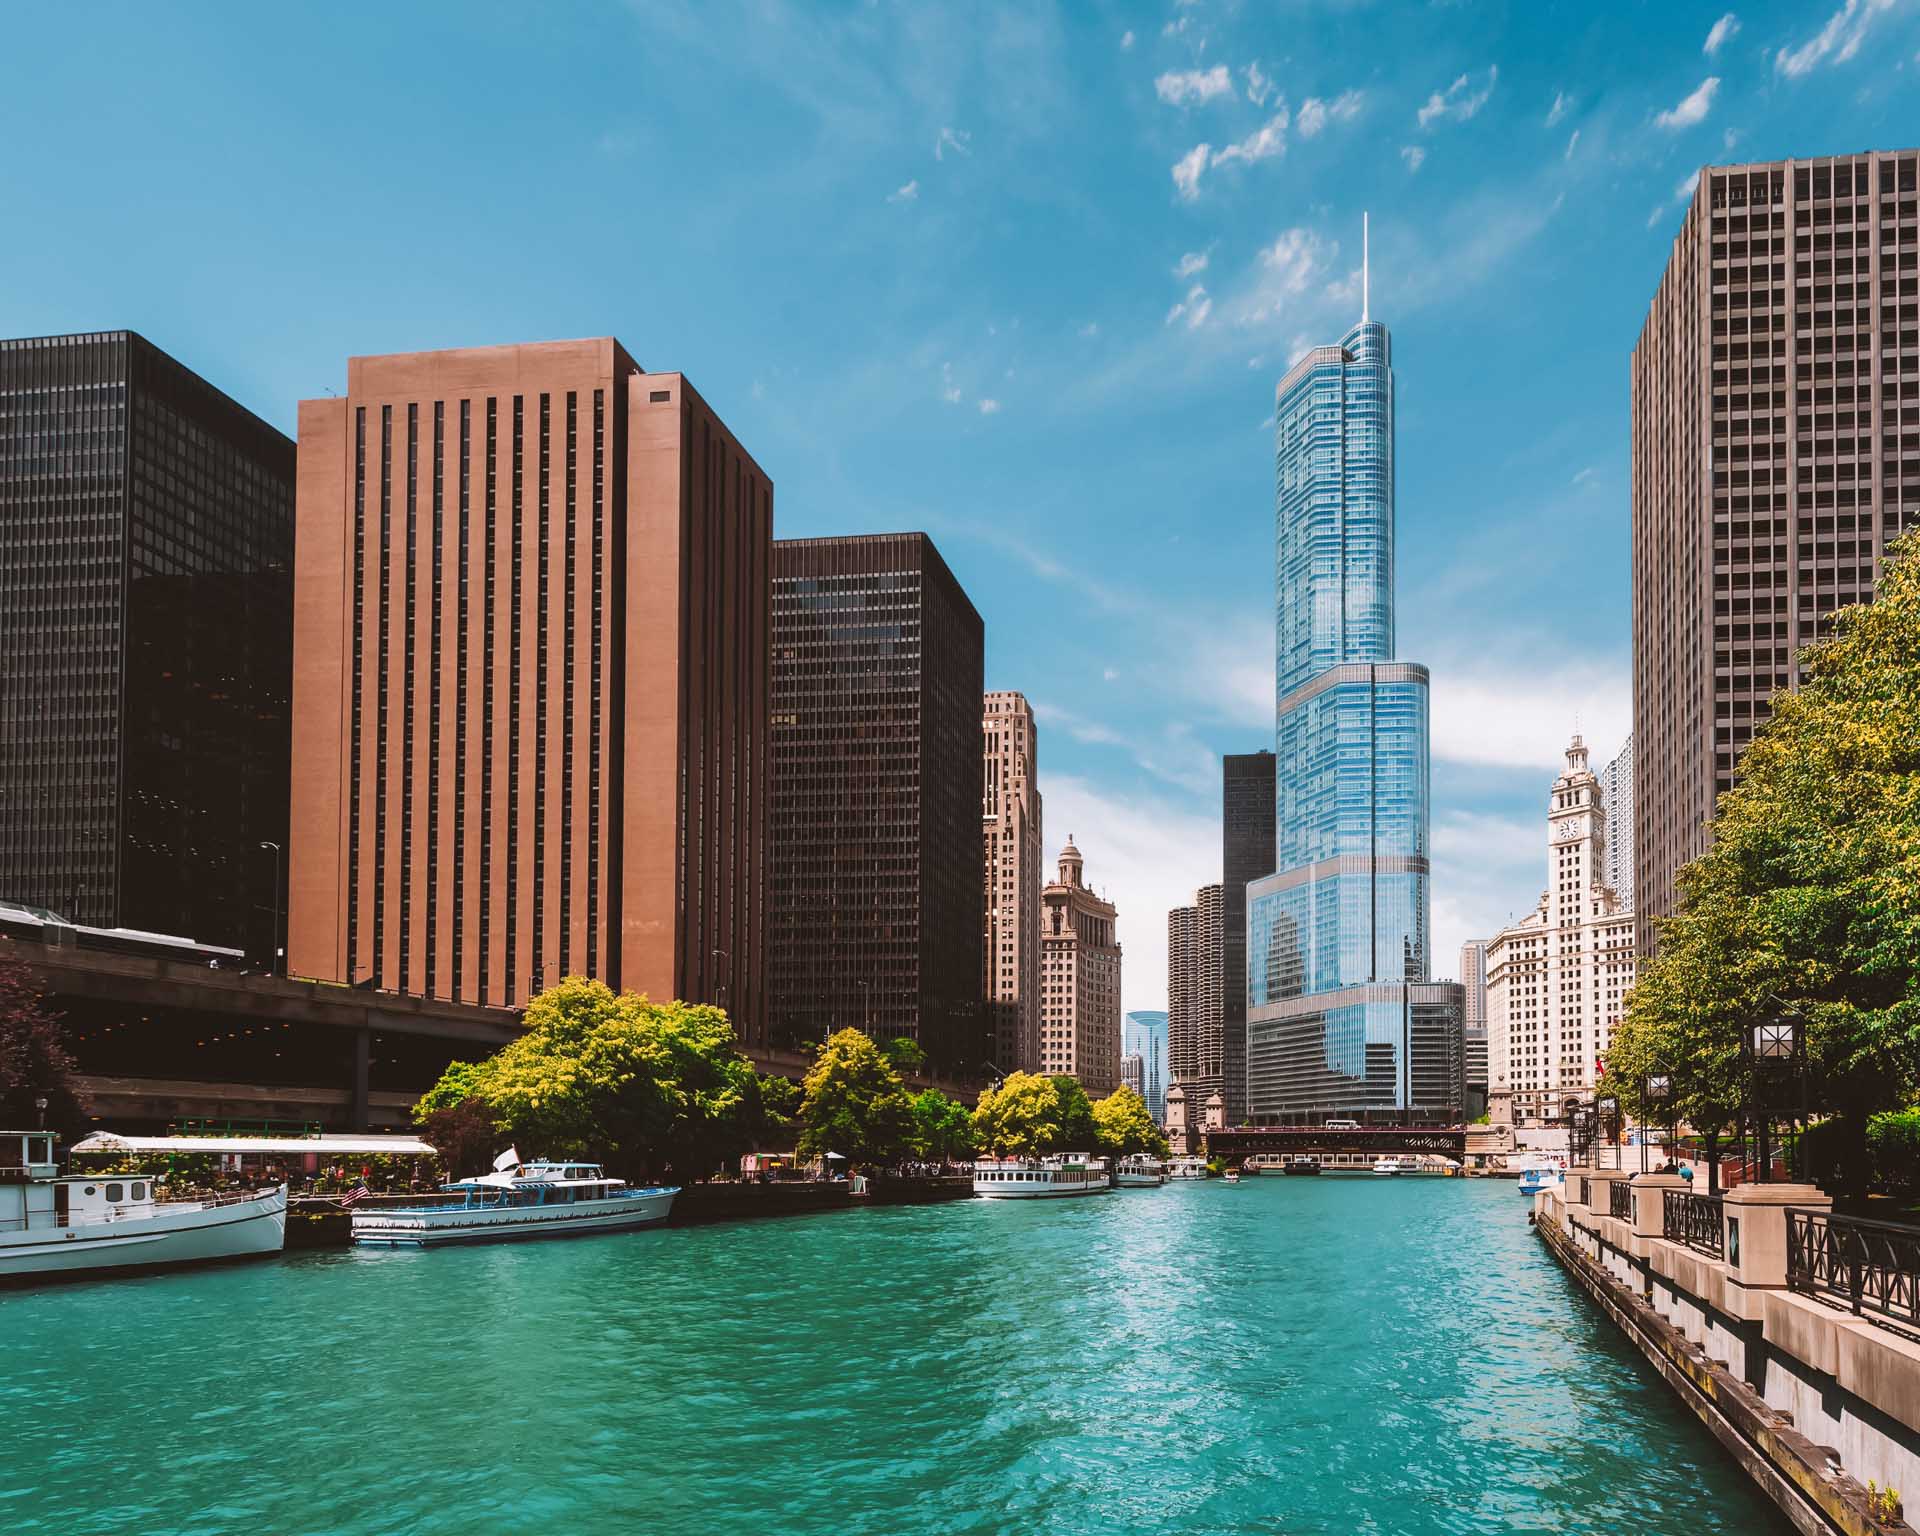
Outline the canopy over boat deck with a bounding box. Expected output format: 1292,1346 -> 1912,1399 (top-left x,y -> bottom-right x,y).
71,1132 -> 437,1157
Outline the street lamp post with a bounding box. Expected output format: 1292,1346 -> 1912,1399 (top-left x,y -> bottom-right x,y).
33,1095 -> 48,1131
1569,1102 -> 1595,1168
711,948 -> 730,1016
1596,1095 -> 1621,1173
1743,1012 -> 1804,1185
1643,1072 -> 1673,1174
259,841 -> 283,977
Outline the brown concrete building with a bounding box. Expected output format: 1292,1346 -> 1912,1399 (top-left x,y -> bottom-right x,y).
768,534 -> 985,1072
288,340 -> 771,1045
1167,883 -> 1224,1118
982,690 -> 1041,1074
1038,838 -> 1122,1093
1633,151 -> 1920,949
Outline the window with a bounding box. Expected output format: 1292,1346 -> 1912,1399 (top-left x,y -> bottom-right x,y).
106,1183 -> 124,1202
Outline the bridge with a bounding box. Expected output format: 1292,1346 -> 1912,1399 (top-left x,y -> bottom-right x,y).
1206,1125 -> 1468,1160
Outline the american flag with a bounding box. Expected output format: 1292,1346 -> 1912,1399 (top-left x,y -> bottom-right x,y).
339,1184 -> 371,1207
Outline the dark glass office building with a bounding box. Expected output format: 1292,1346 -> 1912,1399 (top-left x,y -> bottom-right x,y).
769,533 -> 985,1073
1221,749 -> 1275,1126
0,332 -> 293,955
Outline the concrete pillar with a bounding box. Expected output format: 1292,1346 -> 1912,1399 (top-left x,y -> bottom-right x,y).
352,1027 -> 371,1129
1722,1182 -> 1832,1319
1632,1172 -> 1687,1241
1565,1165 -> 1594,1208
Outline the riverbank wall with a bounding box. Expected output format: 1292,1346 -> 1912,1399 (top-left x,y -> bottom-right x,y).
1536,1169 -> 1919,1536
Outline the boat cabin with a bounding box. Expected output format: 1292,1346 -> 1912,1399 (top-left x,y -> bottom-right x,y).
1,1133 -> 160,1231
441,1160 -> 627,1209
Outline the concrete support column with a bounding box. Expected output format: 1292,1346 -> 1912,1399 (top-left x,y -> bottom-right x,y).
1565,1164 -> 1594,1208
1722,1182 -> 1831,1320
352,1027 -> 371,1129
1632,1172 -> 1687,1241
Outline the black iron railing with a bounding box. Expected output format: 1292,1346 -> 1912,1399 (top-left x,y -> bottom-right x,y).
1663,1190 -> 1724,1257
1787,1208 -> 1920,1338
1609,1180 -> 1634,1219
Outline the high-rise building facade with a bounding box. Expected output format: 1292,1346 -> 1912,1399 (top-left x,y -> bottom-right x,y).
1485,737 -> 1636,1127
1632,150 -> 1920,952
1123,1009 -> 1168,1122
288,340 -> 772,1046
1120,1052 -> 1144,1100
1459,939 -> 1488,1115
1221,750 -> 1275,1127
1243,301 -> 1461,1124
1598,736 -> 1635,915
769,534 -> 984,1072
982,690 -> 1042,1074
0,332 -> 293,957
1037,838 -> 1121,1093
1167,884 -> 1224,1119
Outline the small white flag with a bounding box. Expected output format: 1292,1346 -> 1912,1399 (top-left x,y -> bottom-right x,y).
493,1147 -> 520,1173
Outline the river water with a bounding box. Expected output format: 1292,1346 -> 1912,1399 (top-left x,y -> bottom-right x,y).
0,1176 -> 1792,1536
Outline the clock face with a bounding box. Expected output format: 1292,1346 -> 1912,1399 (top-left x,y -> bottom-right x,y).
1552,818 -> 1582,842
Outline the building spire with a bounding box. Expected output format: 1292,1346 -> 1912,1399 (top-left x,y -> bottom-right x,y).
1362,210 -> 1370,324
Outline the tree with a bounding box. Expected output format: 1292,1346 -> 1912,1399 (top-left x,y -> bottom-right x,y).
0,955 -> 89,1139
1091,1084 -> 1171,1159
417,1097 -> 498,1181
413,977 -> 761,1180
879,1036 -> 928,1077
1050,1076 -> 1099,1151
796,1029 -> 915,1167
1606,541 -> 1920,1200
753,1072 -> 802,1146
908,1089 -> 975,1162
970,1072 -> 1062,1156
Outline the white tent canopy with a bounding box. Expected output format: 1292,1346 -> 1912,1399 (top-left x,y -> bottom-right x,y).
70,1132 -> 437,1157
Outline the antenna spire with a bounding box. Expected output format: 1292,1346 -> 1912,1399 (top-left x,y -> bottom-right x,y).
1362,211 -> 1370,324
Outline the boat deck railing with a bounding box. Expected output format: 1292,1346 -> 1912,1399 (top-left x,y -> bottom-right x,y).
0,1184 -> 279,1232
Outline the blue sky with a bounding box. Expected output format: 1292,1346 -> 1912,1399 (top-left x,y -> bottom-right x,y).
4,1 -> 1916,1013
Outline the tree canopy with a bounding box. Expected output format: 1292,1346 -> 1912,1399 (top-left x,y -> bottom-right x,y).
908,1088 -> 975,1162
1606,543 -> 1920,1196
1091,1084 -> 1171,1159
879,1036 -> 928,1077
970,1072 -> 1111,1156
0,955 -> 89,1140
795,1029 -> 915,1166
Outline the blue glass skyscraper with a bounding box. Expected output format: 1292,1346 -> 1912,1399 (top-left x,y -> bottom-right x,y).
1244,263 -> 1461,1124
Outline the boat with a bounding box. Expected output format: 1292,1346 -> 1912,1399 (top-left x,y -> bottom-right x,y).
1518,1164 -> 1565,1197
350,1150 -> 677,1246
1371,1157 -> 1403,1177
0,1129 -> 286,1281
1222,1167 -> 1242,1184
1283,1154 -> 1320,1176
1113,1153 -> 1167,1187
973,1154 -> 1112,1199
1166,1156 -> 1209,1181
1400,1155 -> 1462,1178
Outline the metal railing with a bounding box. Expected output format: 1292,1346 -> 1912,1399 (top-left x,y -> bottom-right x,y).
1609,1180 -> 1634,1219
1787,1208 -> 1920,1338
1663,1190 -> 1725,1257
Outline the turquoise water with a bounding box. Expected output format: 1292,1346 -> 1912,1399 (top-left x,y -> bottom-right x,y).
0,1178 -> 1792,1536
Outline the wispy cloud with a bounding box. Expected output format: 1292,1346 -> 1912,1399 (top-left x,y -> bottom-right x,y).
1776,0 -> 1896,75
934,125 -> 971,160
1564,128 -> 1581,161
1173,248 -> 1211,280
1571,465 -> 1597,486
1647,168 -> 1702,228
1296,89 -> 1364,137
977,397 -> 1001,415
1171,107 -> 1289,199
1654,75 -> 1719,129
1165,283 -> 1212,329
888,179 -> 920,203
1545,90 -> 1570,127
939,360 -> 961,404
1155,65 -> 1234,106
1244,61 -> 1273,106
1417,66 -> 1497,128
1078,321 -> 1100,339
1704,12 -> 1741,54
1401,144 -> 1427,172
1120,28 -> 1134,50
1429,659 -> 1629,773
1171,142 -> 1209,200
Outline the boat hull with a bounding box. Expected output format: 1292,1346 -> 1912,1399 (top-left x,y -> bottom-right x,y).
973,1183 -> 1110,1199
1114,1172 -> 1166,1188
0,1187 -> 287,1281
351,1188 -> 677,1246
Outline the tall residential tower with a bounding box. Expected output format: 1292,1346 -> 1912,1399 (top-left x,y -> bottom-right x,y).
1037,838 -> 1122,1093
1221,750 -> 1276,1127
982,690 -> 1042,1074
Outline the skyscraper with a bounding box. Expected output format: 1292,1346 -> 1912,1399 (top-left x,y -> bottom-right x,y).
0,332 -> 293,956
769,533 -> 984,1072
288,339 -> 772,1044
1221,750 -> 1275,1127
1459,939 -> 1488,1117
1633,150 -> 1919,952
982,690 -> 1042,1074
1598,737 -> 1635,915
1037,838 -> 1121,1092
1167,883 -> 1224,1116
1123,1008 -> 1169,1122
1244,248 -> 1463,1124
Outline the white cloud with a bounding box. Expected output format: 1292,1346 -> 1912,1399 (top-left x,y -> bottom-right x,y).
1704,12 -> 1741,54
1545,90 -> 1570,127
1648,167 -> 1704,228
1401,144 -> 1427,172
1102,668 -> 1119,682
1244,61 -> 1273,106
1564,128 -> 1581,161
934,126 -> 971,161
1120,28 -> 1135,50
1165,284 -> 1213,329
1432,809 -> 1549,967
1572,465 -> 1597,486
939,361 -> 962,405
1654,76 -> 1719,129
1171,142 -> 1210,200
1078,321 -> 1100,338
977,397 -> 1001,415
1417,66 -> 1497,128
1428,660 -> 1629,773
1296,89 -> 1363,138
1776,0 -> 1895,75
1211,109 -> 1289,169
1174,248 -> 1211,279
1155,65 -> 1234,106
888,179 -> 919,203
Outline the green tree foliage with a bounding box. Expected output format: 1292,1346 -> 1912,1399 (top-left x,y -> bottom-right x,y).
796,1029 -> 915,1166
412,977 -> 761,1179
1091,1084 -> 1171,1159
417,1097 -> 499,1181
753,1073 -> 802,1146
879,1036 -> 928,1077
970,1072 -> 1061,1156
1607,545 -> 1920,1198
1051,1076 -> 1099,1150
0,955 -> 89,1139
908,1089 -> 976,1161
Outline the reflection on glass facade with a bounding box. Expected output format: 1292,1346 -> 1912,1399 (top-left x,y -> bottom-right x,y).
1246,317 -> 1459,1122
1123,1009 -> 1168,1122
0,333 -> 292,955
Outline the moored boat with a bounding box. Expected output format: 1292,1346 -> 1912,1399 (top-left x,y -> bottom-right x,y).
1166,1156 -> 1209,1181
0,1130 -> 286,1281
1517,1164 -> 1564,1197
1113,1153 -> 1167,1187
350,1150 -> 677,1246
973,1155 -> 1112,1199
1371,1157 -> 1403,1177
1283,1154 -> 1321,1175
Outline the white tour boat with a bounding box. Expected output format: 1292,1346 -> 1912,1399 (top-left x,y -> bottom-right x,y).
1371,1156 -> 1404,1177
1166,1156 -> 1209,1181
351,1150 -> 678,1246
972,1155 -> 1111,1199
0,1130 -> 285,1281
1113,1153 -> 1167,1188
